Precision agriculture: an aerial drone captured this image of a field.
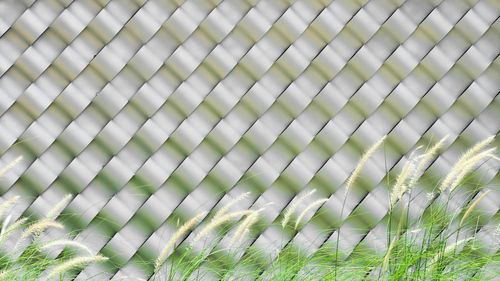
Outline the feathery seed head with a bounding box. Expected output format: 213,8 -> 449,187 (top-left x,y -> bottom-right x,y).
21,219 -> 64,239
45,255 -> 108,280
192,210 -> 253,245
426,192 -> 435,201
154,211 -> 207,271
439,136 -> 496,192
390,159 -> 417,207
346,135 -> 387,191
281,189 -> 316,228
460,190 -> 491,227
213,192 -> 250,220
41,239 -> 93,255
494,224 -> 500,240
46,194 -> 73,221
408,135 -> 449,188
229,209 -> 263,247
294,198 -> 328,229
0,196 -> 20,220
1,215 -> 11,235
456,136 -> 495,166
447,148 -> 497,192
0,217 -> 27,245
0,156 -> 23,178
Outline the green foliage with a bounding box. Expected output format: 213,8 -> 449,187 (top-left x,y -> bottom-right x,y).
149,137 -> 498,281
1,137 -> 498,280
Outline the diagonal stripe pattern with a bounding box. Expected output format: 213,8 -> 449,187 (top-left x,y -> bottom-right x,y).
0,0 -> 499,280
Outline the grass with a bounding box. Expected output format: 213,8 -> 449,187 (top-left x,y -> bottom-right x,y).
0,160 -> 107,280
1,136 -> 498,280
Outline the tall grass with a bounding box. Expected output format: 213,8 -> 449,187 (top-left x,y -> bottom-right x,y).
0,158 -> 107,280
1,136 -> 498,280
150,136 -> 498,281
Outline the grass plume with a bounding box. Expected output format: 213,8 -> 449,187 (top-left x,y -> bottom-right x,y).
281,189 -> 316,228
0,196 -> 19,220
439,136 -> 495,192
20,219 -> 64,240
45,194 -> 73,221
0,192 -> 105,280
448,148 -> 497,192
0,217 -> 27,244
459,190 -> 491,227
213,192 -> 250,219
192,210 -> 253,245
229,208 -> 264,247
44,255 -> 108,280
41,239 -> 93,255
0,156 -> 23,178
345,135 -> 387,191
155,211 -> 207,271
390,153 -> 417,207
408,135 -> 448,188
294,198 -> 328,230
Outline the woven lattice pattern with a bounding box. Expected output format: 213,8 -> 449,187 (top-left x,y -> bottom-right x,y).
0,0 -> 499,280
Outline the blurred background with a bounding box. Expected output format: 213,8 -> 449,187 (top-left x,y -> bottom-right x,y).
0,0 -> 498,279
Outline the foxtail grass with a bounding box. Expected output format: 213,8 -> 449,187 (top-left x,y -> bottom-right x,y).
192,210 -> 253,245
3,138 -> 499,281
0,158 -> 106,280
41,240 -> 93,256
229,208 -> 263,247
44,255 -> 108,280
0,196 -> 20,220
155,211 -> 207,272
45,194 -> 72,221
459,190 -> 491,228
281,189 -> 316,228
214,192 -> 250,219
294,198 -> 328,230
439,136 -> 495,192
0,156 -> 23,178
335,135 -> 387,279
345,136 -> 387,192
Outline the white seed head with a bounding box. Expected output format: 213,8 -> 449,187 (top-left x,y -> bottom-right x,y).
294,198 -> 328,229
45,255 -> 108,280
41,239 -> 93,255
0,196 -> 20,220
494,224 -> 500,240
408,135 -> 448,188
46,194 -> 73,220
447,148 -> 497,192
213,192 -> 250,219
439,136 -> 496,192
456,136 -> 495,166
426,192 -> 435,201
229,207 -> 267,247
346,136 -> 387,191
460,190 -> 491,227
192,210 -> 253,245
390,157 -> 417,207
154,211 -> 207,271
1,215 -> 12,235
21,219 -> 64,239
281,189 -> 316,228
0,217 -> 27,245
0,156 -> 23,178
